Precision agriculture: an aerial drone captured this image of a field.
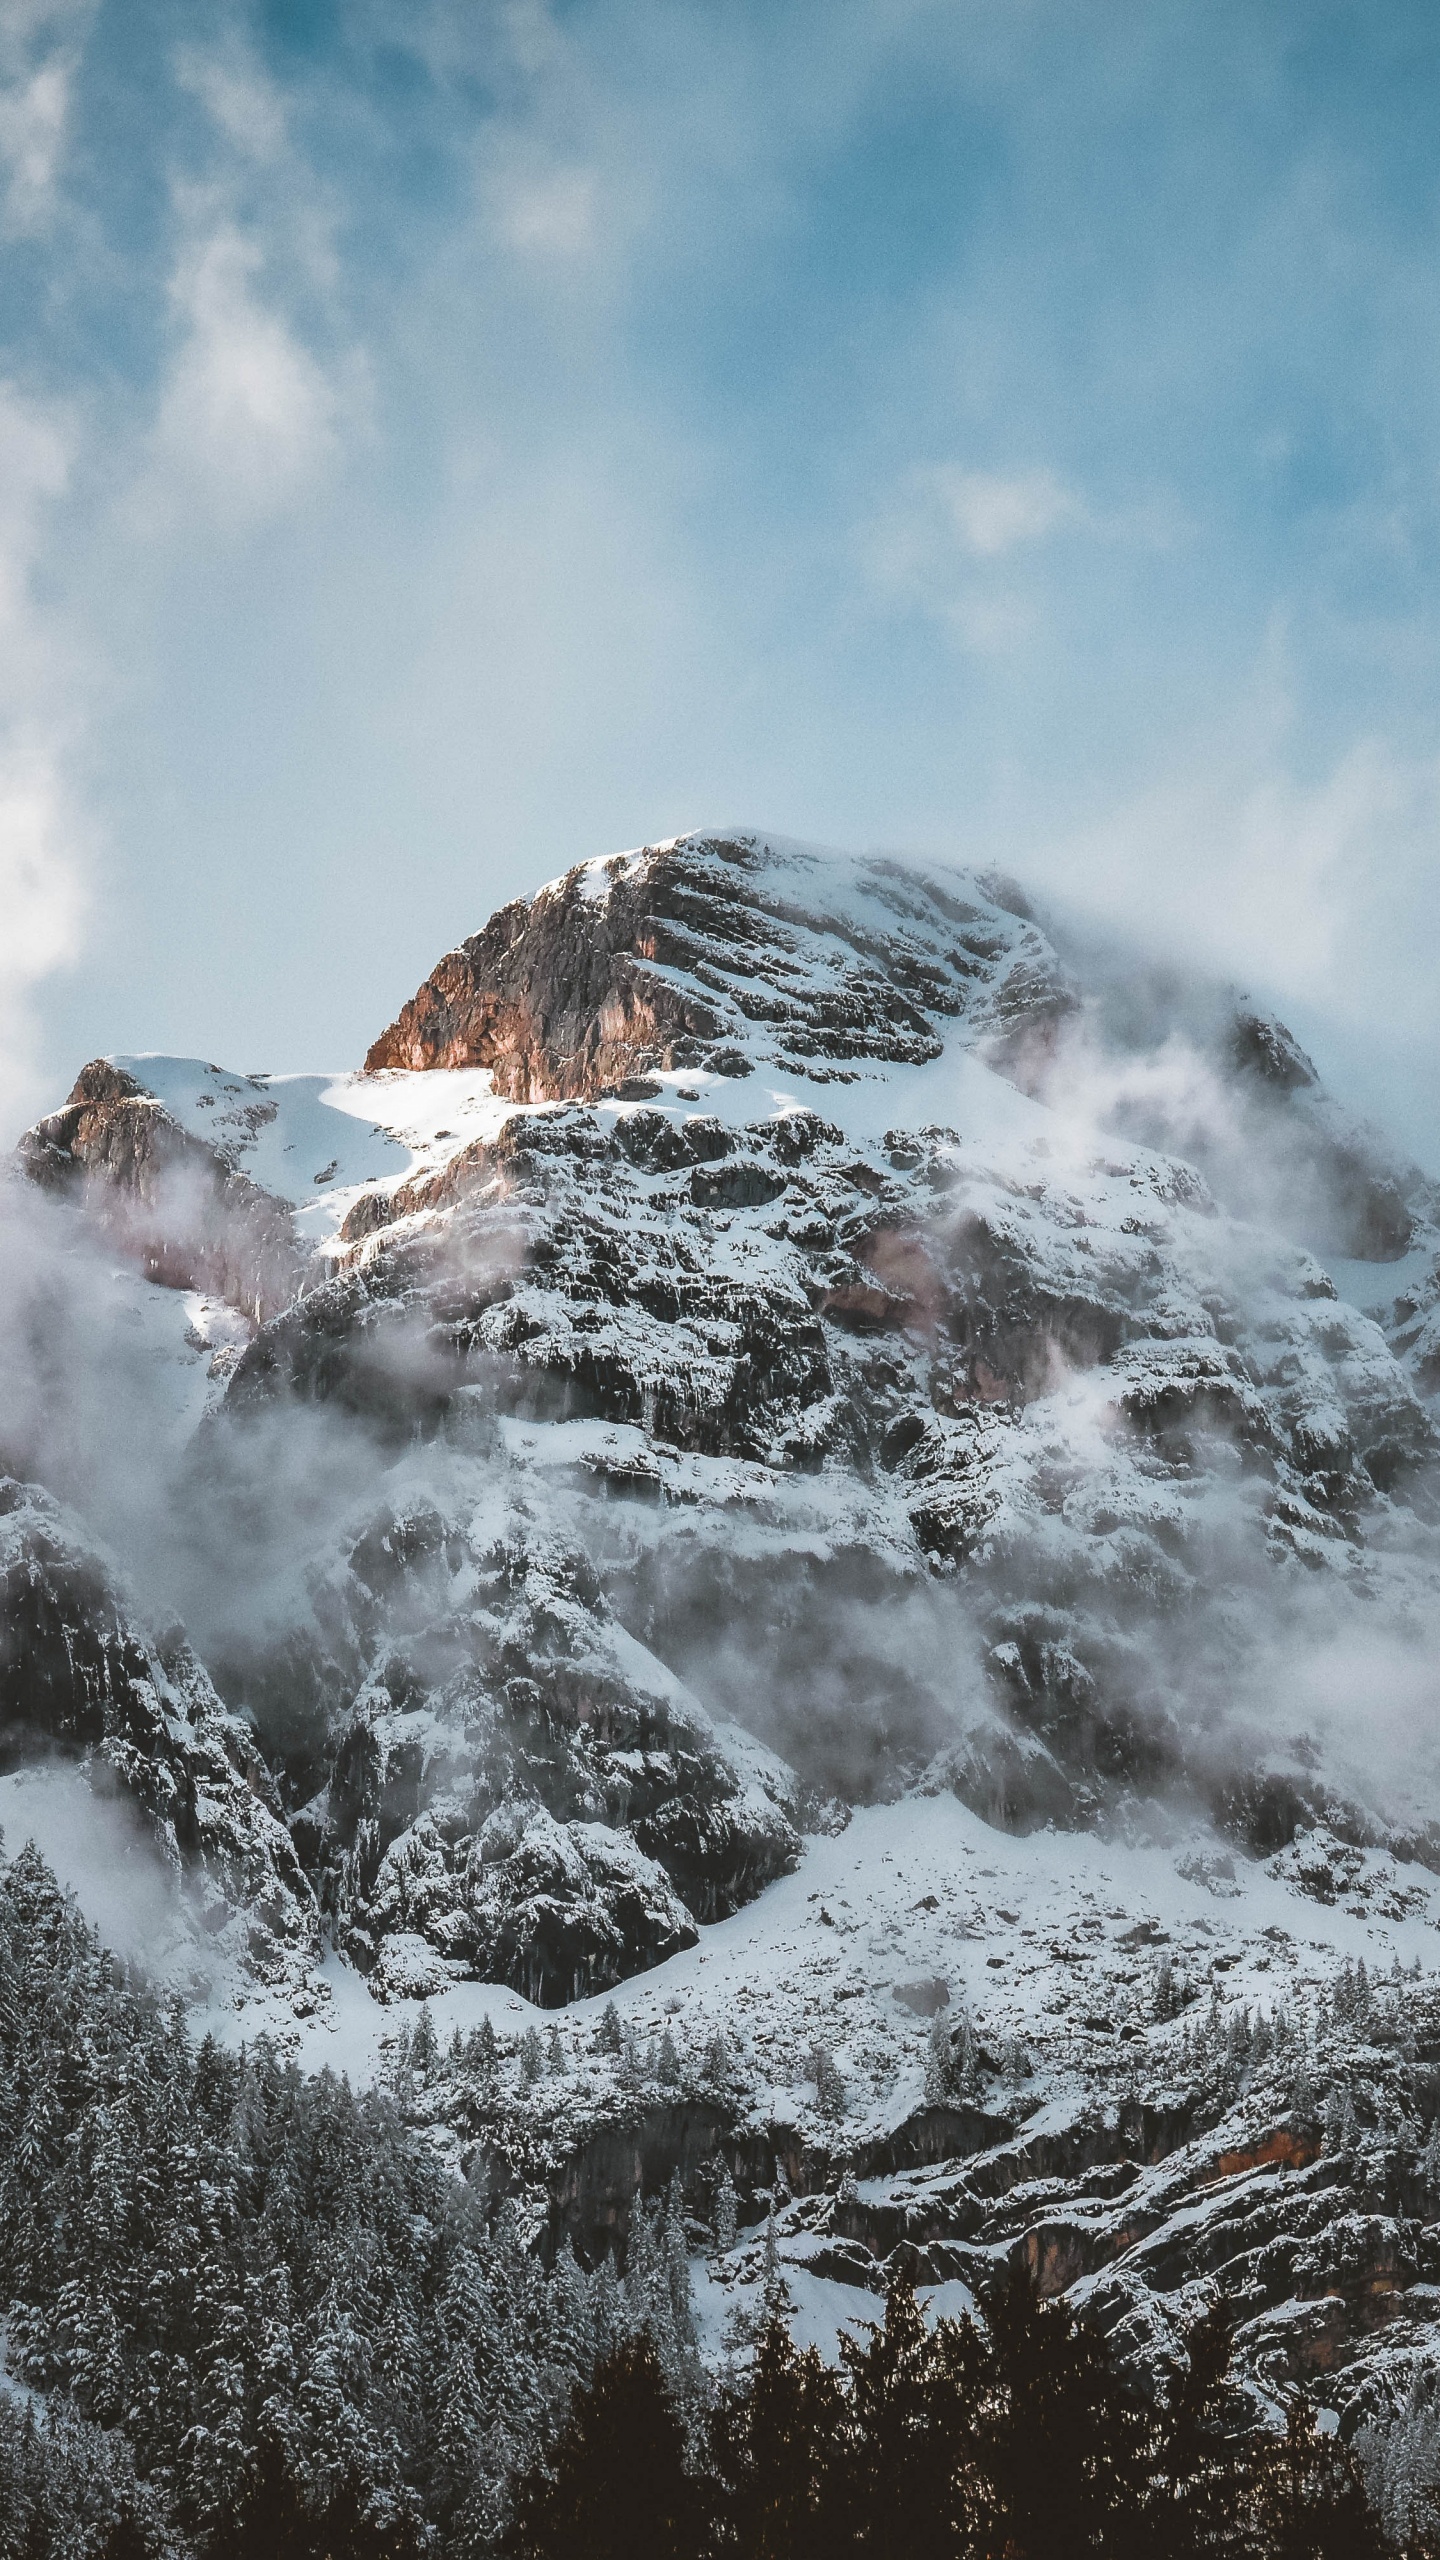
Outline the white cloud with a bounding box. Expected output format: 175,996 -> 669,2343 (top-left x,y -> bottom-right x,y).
931,464 -> 1081,558
862,460 -> 1086,653
491,160 -> 601,259
146,218 -> 339,527
0,0 -> 93,236
1031,727 -> 1440,1043
174,43 -> 288,164
0,380 -> 87,1137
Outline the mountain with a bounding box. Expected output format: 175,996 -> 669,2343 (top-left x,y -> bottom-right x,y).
9,826 -> 1440,2441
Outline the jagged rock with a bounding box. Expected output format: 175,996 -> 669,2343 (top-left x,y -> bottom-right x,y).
233,1488 -> 798,2002
186,826 -> 1438,1846
19,1059 -> 302,1323
364,830 -> 1075,1096
0,1475 -> 318,1987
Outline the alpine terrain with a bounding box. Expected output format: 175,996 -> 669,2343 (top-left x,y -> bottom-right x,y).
7,826 -> 1440,2549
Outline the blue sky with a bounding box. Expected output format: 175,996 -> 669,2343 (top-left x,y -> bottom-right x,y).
5,0 -> 1440,1155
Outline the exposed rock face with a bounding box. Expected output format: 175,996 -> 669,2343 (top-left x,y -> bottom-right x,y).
20,1059 -> 302,1323
230,1022 -> 1437,1839
363,831 -> 1076,1097
248,1490 -> 798,2003
0,1477 -> 317,1988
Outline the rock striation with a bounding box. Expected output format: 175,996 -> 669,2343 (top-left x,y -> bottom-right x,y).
363,831 -> 1075,1096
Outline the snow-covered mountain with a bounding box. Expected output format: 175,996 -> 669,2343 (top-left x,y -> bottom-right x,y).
8,825 -> 1440,2430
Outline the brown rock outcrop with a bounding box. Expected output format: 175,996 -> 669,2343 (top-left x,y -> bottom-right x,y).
19,1060 -> 303,1324
364,831 -> 1071,1099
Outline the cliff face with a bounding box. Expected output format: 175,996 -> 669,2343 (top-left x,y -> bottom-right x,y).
20,1059 -> 303,1324
362,832 -> 1076,1097
16,831 -> 1440,1993
0,1476 -> 318,1993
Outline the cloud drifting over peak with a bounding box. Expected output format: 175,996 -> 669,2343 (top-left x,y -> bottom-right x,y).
2,0 -> 1440,1160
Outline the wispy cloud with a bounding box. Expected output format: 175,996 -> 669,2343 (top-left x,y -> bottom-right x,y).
933,466 -> 1082,559
144,213 -> 340,527
862,461 -> 1087,652
0,0 -> 94,237
1029,723 -> 1440,1047
0,382 -> 86,1138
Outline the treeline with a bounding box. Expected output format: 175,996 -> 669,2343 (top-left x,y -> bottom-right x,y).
0,1836 -> 1433,2558
0,1841 -> 697,2557
513,2285 -> 1391,2560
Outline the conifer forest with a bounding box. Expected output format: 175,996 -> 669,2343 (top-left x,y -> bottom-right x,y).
0,1834 -> 1435,2560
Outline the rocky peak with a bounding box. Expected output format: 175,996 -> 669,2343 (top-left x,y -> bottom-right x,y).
19,1057 -> 303,1324
363,830 -> 1076,1100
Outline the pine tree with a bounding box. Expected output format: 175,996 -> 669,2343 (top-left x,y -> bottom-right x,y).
809,2043 -> 845,2121
410,2004 -> 438,2080
976,2267 -> 1152,2559
840,2280 -> 996,2560
1149,2298 -> 1251,2557
596,2002 -> 624,2055
923,2010 -> 972,2106
1250,2396 -> 1385,2559
711,2314 -> 848,2560
1324,2085 -> 1358,2156
712,2163 -> 738,2256
469,2014 -> 501,2094
508,2335 -> 706,2560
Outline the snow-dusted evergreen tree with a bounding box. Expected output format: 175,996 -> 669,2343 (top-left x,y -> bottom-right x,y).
807,2039 -> 845,2120
702,2028 -> 732,2085
411,2001 -> 439,2078
1359,2372 -> 1440,2549
711,2161 -> 738,2255
923,2006 -> 975,2104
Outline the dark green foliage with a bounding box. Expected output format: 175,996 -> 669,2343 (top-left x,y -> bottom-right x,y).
516,2272 -> 1404,2560
203,2433 -> 424,2560
1250,2401 -> 1386,2560
0,1842 -> 669,2554
508,2335 -> 706,2560
0,1840 -> 1415,2559
710,2316 -> 847,2560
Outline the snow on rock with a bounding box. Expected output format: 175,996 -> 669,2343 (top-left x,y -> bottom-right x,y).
245,1476 -> 799,2004
0,1475 -> 320,2005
